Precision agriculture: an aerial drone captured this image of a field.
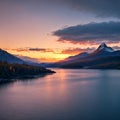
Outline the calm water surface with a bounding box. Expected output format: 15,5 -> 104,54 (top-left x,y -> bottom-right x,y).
0,69 -> 120,120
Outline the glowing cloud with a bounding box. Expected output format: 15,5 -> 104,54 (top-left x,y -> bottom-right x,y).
53,21 -> 120,44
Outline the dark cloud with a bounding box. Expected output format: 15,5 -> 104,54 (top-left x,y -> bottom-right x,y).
9,48 -> 54,53
0,0 -> 120,18
62,0 -> 120,18
53,21 -> 120,44
29,48 -> 53,52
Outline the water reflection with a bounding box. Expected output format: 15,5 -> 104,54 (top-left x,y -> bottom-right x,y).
0,73 -> 54,87
0,69 -> 120,120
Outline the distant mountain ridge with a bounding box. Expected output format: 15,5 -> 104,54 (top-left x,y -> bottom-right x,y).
1,43 -> 120,69
0,49 -> 40,66
0,49 -> 25,64
48,43 -> 120,69
0,49 -> 55,80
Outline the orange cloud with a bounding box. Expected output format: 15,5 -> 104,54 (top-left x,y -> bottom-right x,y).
6,48 -> 54,53
61,48 -> 94,55
4,47 -> 95,63
29,48 -> 54,52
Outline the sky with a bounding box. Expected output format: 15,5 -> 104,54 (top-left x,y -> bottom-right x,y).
0,0 -> 120,62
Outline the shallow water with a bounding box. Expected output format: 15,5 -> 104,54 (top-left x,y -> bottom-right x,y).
0,69 -> 120,120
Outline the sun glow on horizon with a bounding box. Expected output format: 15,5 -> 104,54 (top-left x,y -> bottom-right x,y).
6,49 -> 71,63
0,0 -> 120,63
3,41 -> 120,63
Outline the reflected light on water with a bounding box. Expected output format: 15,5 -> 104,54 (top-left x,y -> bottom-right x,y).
0,69 -> 120,120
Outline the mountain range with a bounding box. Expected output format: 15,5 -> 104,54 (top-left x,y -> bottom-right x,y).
0,43 -> 120,69
0,49 -> 25,64
46,43 -> 120,69
0,49 -> 40,66
0,49 -> 55,80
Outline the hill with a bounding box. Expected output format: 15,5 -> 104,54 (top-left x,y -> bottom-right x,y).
0,61 -> 55,83
52,43 -> 120,69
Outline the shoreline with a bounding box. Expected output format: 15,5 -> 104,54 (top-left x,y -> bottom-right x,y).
0,72 -> 55,85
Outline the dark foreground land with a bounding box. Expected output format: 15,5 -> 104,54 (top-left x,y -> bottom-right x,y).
0,61 -> 55,84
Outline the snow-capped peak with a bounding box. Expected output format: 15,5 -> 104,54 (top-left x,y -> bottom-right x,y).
99,43 -> 107,49
97,43 -> 114,52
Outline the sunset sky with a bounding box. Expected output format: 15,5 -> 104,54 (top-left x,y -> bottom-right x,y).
0,0 -> 120,62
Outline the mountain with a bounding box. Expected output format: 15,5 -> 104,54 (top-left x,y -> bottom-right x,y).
0,49 -> 40,66
95,42 -> 114,53
64,52 -> 89,62
0,49 -> 55,81
0,49 -> 25,64
54,43 -> 120,69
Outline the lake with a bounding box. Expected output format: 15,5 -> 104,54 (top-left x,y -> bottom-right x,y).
0,69 -> 120,120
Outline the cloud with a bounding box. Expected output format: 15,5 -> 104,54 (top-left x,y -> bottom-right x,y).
62,0 -> 120,18
61,48 -> 94,55
29,48 -> 54,52
53,21 -> 120,44
11,48 -> 29,52
8,48 -> 54,53
1,0 -> 120,19
113,46 -> 120,50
